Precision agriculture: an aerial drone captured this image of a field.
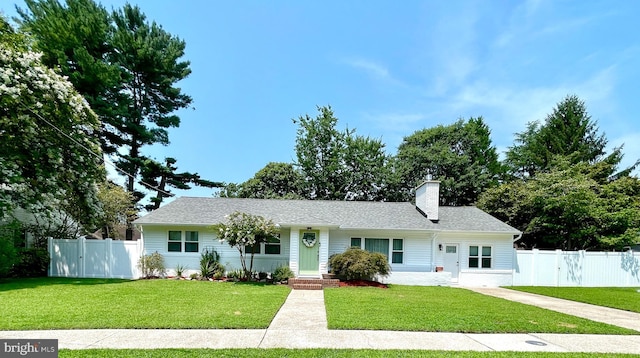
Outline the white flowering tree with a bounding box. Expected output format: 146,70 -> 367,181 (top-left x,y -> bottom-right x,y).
0,19 -> 104,241
213,211 -> 279,280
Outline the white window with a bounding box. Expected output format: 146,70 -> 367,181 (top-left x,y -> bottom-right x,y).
167,231 -> 199,253
469,245 -> 492,268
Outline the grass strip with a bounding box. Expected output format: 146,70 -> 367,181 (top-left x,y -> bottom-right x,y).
59,349 -> 639,357
0,277 -> 290,329
324,286 -> 636,334
507,286 -> 640,313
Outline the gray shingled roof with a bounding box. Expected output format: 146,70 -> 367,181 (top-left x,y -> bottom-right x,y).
134,197 -> 520,234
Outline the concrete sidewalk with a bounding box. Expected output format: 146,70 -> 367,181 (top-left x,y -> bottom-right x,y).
467,287 -> 640,332
1,289 -> 640,353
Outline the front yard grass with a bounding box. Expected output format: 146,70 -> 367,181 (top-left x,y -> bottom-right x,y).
507,286 -> 640,313
0,277 -> 290,330
324,286 -> 637,334
59,349 -> 638,357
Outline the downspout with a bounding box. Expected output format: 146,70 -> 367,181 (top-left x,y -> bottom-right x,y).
511,233 -> 522,286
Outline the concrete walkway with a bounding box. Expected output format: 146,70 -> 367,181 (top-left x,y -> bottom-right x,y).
467,287 -> 640,332
2,289 -> 640,353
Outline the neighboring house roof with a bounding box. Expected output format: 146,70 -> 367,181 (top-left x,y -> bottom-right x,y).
134,197 -> 520,234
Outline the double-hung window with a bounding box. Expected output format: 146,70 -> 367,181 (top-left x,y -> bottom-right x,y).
469,245 -> 492,268
392,239 -> 403,264
185,231 -> 199,252
167,231 -> 199,253
168,231 -> 182,252
264,234 -> 281,255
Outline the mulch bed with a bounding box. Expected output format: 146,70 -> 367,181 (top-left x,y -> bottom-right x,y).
339,279 -> 388,288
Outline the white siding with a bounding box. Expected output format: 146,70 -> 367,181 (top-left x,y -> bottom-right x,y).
433,232 -> 515,287
327,229 -> 434,272
141,225 -> 290,276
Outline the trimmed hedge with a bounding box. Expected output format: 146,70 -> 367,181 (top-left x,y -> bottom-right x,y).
329,247 -> 390,281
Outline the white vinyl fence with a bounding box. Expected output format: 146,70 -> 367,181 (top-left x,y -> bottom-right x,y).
48,237 -> 142,279
513,249 -> 640,287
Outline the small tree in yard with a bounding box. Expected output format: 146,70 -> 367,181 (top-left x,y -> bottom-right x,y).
213,211 -> 279,280
329,247 -> 390,281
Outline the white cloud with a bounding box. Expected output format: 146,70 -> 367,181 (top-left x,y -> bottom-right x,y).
446,65 -> 617,139
344,58 -> 391,80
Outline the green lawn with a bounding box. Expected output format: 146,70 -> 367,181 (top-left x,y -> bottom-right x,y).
0,277 -> 290,330
59,349 -> 638,357
507,286 -> 640,313
324,286 -> 637,334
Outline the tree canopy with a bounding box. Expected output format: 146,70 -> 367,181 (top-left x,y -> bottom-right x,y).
395,117 -> 502,205
505,95 -> 607,178
17,0 -> 204,215
478,154 -> 640,250
0,16 -> 104,235
293,105 -> 391,201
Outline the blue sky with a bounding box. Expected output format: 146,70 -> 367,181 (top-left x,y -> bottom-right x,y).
4,0 -> 640,202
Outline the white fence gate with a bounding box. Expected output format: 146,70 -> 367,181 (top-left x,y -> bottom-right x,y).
48,237 -> 142,279
514,249 -> 640,287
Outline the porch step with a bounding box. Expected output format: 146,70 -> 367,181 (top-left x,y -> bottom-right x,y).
288,278 -> 340,290
292,283 -> 323,290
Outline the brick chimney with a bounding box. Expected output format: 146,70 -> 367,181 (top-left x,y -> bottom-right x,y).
415,176 -> 440,221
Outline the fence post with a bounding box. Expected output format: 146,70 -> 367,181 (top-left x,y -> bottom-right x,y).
555,249 -> 562,287
105,238 -> 112,278
79,236 -> 85,278
531,249 -> 538,285
47,237 -> 52,277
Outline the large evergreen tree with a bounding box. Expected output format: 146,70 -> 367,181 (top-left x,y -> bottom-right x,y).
505,95 -> 607,178
110,4 -> 192,198
18,0 -> 197,238
17,0 -> 125,155
139,157 -> 222,211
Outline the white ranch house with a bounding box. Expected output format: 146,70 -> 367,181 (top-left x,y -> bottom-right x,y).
134,180 -> 521,286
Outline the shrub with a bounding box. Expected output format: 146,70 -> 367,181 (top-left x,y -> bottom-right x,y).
0,236 -> 18,277
200,248 -> 224,279
272,265 -> 294,283
212,270 -> 224,280
12,248 -> 50,277
226,268 -> 245,281
138,251 -> 165,278
174,263 -> 186,278
329,247 -> 390,281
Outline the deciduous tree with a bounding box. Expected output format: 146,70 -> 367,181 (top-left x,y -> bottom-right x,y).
293,105 -> 392,201
239,162 -> 304,199
0,17 -> 104,234
395,117 -> 502,205
213,212 -> 279,279
478,154 -> 640,250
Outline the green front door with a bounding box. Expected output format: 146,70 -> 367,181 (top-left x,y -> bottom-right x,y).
299,230 -> 320,275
